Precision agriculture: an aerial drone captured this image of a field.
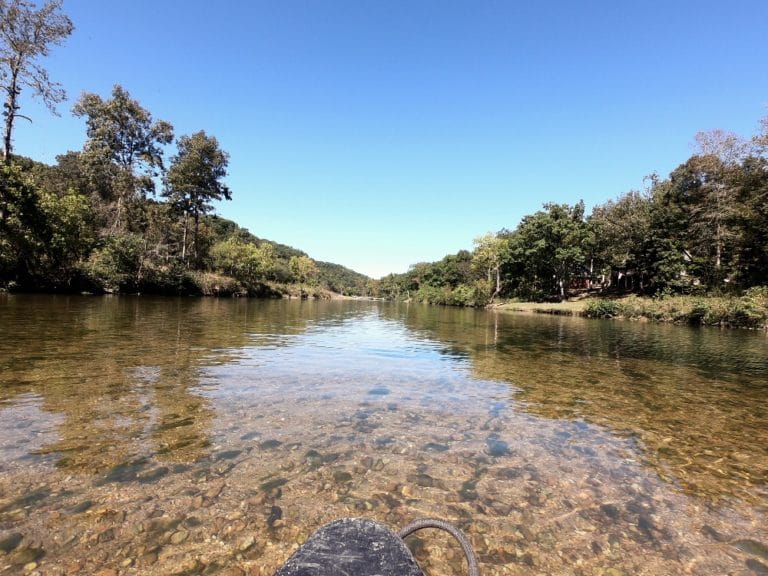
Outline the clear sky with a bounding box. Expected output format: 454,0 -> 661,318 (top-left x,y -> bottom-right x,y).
13,0 -> 768,278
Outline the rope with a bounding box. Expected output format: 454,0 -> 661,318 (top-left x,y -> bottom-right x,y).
398,518 -> 480,576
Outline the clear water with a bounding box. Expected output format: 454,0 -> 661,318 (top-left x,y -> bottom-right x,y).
0,295 -> 767,575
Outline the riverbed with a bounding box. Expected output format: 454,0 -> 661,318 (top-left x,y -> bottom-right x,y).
1,295 -> 766,575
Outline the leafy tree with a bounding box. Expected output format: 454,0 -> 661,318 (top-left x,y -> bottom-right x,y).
289,255 -> 319,296
472,233 -> 508,302
0,0 -> 73,161
73,85 -> 173,232
314,260 -> 370,295
733,156 -> 768,286
0,161 -> 91,287
0,161 -> 45,281
210,236 -> 275,286
38,187 -> 93,274
503,202 -> 588,300
588,188 -> 652,290
83,233 -> 144,292
164,130 -> 230,264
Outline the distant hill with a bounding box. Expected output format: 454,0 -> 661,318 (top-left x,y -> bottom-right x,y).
206,216 -> 370,296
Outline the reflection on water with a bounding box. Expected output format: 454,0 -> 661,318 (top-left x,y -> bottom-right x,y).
0,294 -> 767,575
387,306 -> 768,504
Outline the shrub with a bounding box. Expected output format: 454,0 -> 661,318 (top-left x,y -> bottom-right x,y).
583,299 -> 623,318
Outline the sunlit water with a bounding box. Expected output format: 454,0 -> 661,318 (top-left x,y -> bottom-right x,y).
1,295 -> 767,575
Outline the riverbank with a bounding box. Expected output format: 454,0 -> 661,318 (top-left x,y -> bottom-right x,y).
495,289 -> 768,330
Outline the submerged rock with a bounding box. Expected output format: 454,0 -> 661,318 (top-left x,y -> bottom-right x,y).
746,559 -> 768,575
260,477 -> 288,492
259,439 -> 282,450
485,434 -> 511,457
267,505 -> 283,529
0,532 -> 23,554
406,473 -> 444,489
333,470 -> 353,484
735,539 -> 768,561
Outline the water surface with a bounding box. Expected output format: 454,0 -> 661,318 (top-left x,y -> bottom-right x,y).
0,295 -> 766,575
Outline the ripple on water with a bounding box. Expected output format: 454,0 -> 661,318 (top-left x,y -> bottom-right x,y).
0,298 -> 766,575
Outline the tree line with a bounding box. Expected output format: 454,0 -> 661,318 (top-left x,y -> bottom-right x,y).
0,0 -> 369,297
2,1 -> 767,305
374,120 -> 768,306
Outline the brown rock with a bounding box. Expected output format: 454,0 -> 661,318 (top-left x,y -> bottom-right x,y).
169,530 -> 189,545
205,480 -> 226,499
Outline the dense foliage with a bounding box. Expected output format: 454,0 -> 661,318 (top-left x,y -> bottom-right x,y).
2,3 -> 767,306
374,121 -> 768,306
0,84 -> 369,296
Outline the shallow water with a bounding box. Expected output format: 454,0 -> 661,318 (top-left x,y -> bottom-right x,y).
0,295 -> 767,575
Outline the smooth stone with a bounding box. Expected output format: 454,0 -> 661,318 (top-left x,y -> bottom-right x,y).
746,559 -> 768,575
333,470 -> 353,484
600,503 -> 620,520
11,547 -> 43,565
259,439 -> 282,450
169,530 -> 188,544
735,539 -> 768,561
238,536 -> 256,552
260,477 -> 288,492
0,532 -> 23,554
267,505 -> 283,528
700,524 -> 728,542
486,434 -> 511,457
304,450 -> 323,467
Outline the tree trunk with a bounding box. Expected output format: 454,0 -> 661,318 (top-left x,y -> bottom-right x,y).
488,265 -> 501,304
109,195 -> 124,235
181,213 -> 188,264
715,222 -> 722,271
193,210 -> 200,265
2,64 -> 21,163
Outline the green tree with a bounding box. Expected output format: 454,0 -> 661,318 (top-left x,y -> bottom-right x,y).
733,156 -> 768,286
73,85 -> 173,232
588,188 -> 652,290
0,162 -> 45,281
164,130 -> 230,265
0,162 -> 91,287
289,255 -> 319,297
502,203 -> 588,300
472,233 -> 508,302
0,0 -> 73,161
210,236 -> 275,286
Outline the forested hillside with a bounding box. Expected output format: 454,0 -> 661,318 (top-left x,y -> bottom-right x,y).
2,2 -> 766,307
375,121 -> 768,306
0,87 -> 370,297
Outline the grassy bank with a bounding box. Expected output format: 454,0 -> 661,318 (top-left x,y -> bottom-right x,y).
496,289 -> 768,330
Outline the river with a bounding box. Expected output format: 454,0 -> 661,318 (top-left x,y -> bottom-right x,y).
1,295 -> 767,575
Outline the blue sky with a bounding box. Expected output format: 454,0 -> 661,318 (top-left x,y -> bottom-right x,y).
13,0 -> 768,278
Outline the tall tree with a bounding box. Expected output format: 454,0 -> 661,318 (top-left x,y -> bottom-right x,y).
164,130 -> 230,264
472,233 -> 508,303
73,85 -> 173,232
289,255 -> 319,297
588,188 -> 652,290
0,0 -> 73,162
503,202 -> 588,300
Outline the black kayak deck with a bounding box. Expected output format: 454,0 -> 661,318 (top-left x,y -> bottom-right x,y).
274,517 -> 424,576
